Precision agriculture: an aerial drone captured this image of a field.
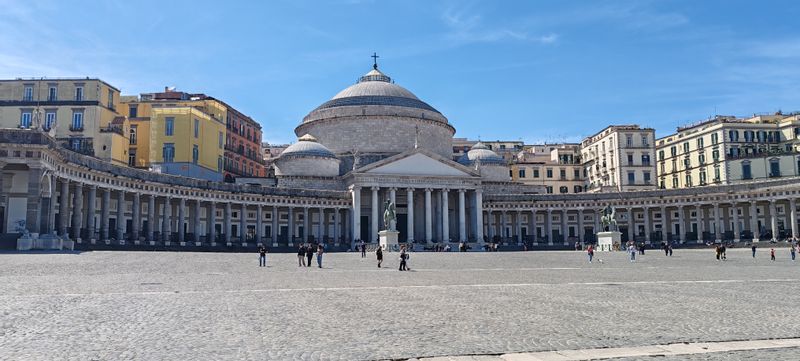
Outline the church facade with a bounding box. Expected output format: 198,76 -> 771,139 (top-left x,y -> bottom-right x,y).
1,65 -> 799,251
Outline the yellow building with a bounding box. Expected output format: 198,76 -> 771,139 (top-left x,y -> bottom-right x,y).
120,91 -> 226,181
511,143 -> 584,194
0,78 -> 129,165
656,113 -> 800,189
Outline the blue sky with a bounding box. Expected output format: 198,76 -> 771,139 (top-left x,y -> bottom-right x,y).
2,0 -> 799,145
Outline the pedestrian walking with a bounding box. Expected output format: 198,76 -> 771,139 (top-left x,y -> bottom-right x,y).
297,244 -> 306,267
306,243 -> 314,267
771,248 -> 776,261
360,240 -> 366,258
668,244 -> 673,256
721,245 -> 727,260
751,244 -> 757,258
663,242 -> 669,256
399,246 -> 408,271
376,246 -> 383,268
790,245 -> 796,261
316,244 -> 324,268
628,244 -> 636,262
258,246 -> 267,267
587,244 -> 594,263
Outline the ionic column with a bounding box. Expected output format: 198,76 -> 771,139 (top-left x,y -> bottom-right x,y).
256,204 -> 263,245
561,209 -> 568,244
240,203 -> 247,243
287,206 -> 294,246
732,202 -> 741,242
660,205 -> 667,242
371,187 -> 379,241
695,204 -> 703,243
302,206 -> 310,243
147,194 -> 155,241
790,199 -> 798,241
116,190 -> 125,241
475,190 -> 484,243
515,210 -> 523,245
424,188 -> 432,243
71,183 -> 83,240
627,207 -> 634,243
177,198 -> 186,243
487,210 -> 495,240
162,197 -> 171,242
86,185 -> 96,241
458,189 -> 466,242
46,177 -> 58,235
441,189 -> 449,242
131,192 -> 140,241
317,207 -> 325,242
334,208 -> 341,246
594,208 -> 601,234
351,187 -> 362,242
224,202 -> 232,243
208,201 -> 216,244
271,205 -> 278,246
406,188 -> 415,243
577,208 -> 584,244
58,179 -> 70,237
500,210 -> 507,243
713,203 -> 721,242
769,200 -> 778,242
389,188 -> 396,207
749,201 -> 759,242
546,208 -> 553,245
530,208 -> 537,243
101,188 -> 110,240
643,206 -> 651,244
193,200 -> 201,243
677,205 -> 685,242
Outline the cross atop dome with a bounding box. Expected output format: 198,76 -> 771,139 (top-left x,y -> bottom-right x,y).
357,54 -> 392,84
371,52 -> 379,70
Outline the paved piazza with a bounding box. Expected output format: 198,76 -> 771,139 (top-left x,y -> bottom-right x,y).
2,248 -> 800,360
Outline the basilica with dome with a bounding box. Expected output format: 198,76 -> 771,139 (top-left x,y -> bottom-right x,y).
270,63 -> 538,243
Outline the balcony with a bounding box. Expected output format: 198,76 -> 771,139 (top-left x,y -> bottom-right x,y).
69,124 -> 84,132
99,125 -> 124,136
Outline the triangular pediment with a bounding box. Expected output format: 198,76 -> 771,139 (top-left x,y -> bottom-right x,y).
360,150 -> 478,177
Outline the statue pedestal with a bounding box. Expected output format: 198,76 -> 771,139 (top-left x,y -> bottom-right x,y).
597,231 -> 621,252
379,230 -> 399,252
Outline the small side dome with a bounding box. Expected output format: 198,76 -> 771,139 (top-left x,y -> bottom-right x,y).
279,134 -> 336,159
458,142 -> 506,166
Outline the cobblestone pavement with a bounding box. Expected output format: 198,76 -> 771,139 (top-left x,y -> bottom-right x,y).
1,248 -> 799,360
610,347 -> 800,360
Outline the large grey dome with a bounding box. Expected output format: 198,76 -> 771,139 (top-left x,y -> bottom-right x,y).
459,142 -> 506,166
274,134 -> 340,177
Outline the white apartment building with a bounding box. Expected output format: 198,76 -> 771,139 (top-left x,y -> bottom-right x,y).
581,125 -> 657,192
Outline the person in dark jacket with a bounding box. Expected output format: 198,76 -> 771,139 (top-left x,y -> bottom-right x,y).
258,246 -> 267,267
306,244 -> 314,267
376,246 -> 383,268
297,244 -> 306,267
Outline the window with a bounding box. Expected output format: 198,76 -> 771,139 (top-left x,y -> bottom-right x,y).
48,86 -> 57,101
546,169 -> 553,178
627,154 -> 634,166
107,89 -> 114,109
218,156 -> 223,172
697,137 -> 704,148
559,186 -> 568,194
699,153 -> 705,164
129,105 -> 138,118
23,86 -> 33,101
573,185 -> 582,193
218,131 -> 223,148
192,145 -> 199,164
685,174 -> 692,187
683,158 -> 691,168
670,146 -> 677,157
712,149 -> 719,161
769,159 -> 781,177
573,169 -> 580,179
533,169 -> 540,178
672,176 -> 678,188
742,162 -> 752,179
643,171 -> 651,184
71,111 -> 83,130
713,166 -> 720,182
546,186 -> 553,194
129,125 -> 137,145
744,130 -> 754,142
70,138 -> 81,151
683,142 -> 690,153
75,86 -> 83,101
660,162 -> 665,174
641,154 -> 650,166
625,134 -> 633,147
729,130 -> 739,142
658,150 -> 664,161
641,135 -> 648,147
627,172 -> 635,185
20,110 -> 32,128
559,169 -> 566,179
710,133 -> 718,145
162,143 -> 175,163
165,117 -> 174,136
128,149 -> 136,167
44,111 -> 56,130
518,169 -> 526,178
699,171 -> 707,185
672,159 -> 677,171
193,118 -> 199,138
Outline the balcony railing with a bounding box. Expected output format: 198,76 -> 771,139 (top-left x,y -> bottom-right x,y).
99,125 -> 124,136
69,125 -> 84,132
728,149 -> 800,160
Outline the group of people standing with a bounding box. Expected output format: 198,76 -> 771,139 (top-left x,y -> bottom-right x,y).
751,243 -> 798,262
297,243 -> 324,268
